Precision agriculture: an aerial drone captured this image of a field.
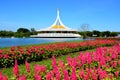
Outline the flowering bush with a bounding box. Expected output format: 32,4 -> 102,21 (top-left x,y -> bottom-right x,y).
1,44 -> 120,80
0,39 -> 119,68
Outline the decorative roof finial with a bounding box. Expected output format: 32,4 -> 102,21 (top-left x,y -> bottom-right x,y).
57,8 -> 60,19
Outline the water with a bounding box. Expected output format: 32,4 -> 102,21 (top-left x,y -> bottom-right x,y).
0,38 -> 83,48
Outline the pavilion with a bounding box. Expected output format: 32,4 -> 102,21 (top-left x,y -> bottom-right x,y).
30,9 -> 81,38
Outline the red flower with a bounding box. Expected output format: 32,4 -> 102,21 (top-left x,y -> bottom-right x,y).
11,46 -> 15,51
3,54 -> 9,59
0,54 -> 2,58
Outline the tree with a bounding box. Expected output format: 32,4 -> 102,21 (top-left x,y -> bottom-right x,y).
0,30 -> 14,37
80,24 -> 90,39
17,28 -> 30,33
86,31 -> 93,37
30,28 -> 37,35
92,30 -> 101,37
102,31 -> 111,37
31,28 -> 36,32
16,28 -> 30,37
110,32 -> 118,37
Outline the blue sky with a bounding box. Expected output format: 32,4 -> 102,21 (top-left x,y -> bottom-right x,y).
0,0 -> 120,32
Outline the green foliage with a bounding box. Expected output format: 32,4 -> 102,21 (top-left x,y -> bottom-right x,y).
16,28 -> 31,37
17,28 -> 30,33
110,32 -> 118,37
93,30 -> 101,37
0,27 -> 37,37
101,31 -> 111,37
78,30 -> 119,38
14,32 -> 30,37
0,30 -> 14,37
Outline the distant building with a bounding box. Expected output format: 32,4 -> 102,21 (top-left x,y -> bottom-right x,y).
30,9 -> 81,38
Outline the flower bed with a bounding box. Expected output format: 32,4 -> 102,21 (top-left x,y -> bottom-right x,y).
96,37 -> 120,41
1,44 -> 120,80
0,39 -> 119,68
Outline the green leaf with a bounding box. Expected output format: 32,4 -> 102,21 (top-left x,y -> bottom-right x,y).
106,67 -> 113,72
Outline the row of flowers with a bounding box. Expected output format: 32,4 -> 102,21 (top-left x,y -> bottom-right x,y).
96,37 -> 120,41
1,44 -> 120,80
0,39 -> 119,68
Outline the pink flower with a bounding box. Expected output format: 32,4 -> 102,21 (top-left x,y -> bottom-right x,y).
67,56 -> 72,66
34,64 -> 46,75
109,73 -> 113,79
25,61 -> 30,73
118,60 -> 120,65
79,69 -> 84,79
0,72 -> 4,80
46,71 -> 53,80
98,69 -> 107,79
92,72 -> 97,80
0,74 -> 8,80
39,65 -> 46,72
18,75 -> 26,80
13,60 -> 19,77
111,53 -> 117,59
52,66 -> 60,80
99,57 -> 106,66
56,71 -> 60,80
86,52 -> 92,64
72,58 -> 77,68
58,60 -> 64,69
83,74 -> 89,80
63,69 -> 70,80
113,62 -> 117,68
115,71 -> 119,78
34,64 -> 40,75
34,75 -> 42,80
52,56 -> 57,68
71,67 -> 77,80
3,76 -> 8,80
